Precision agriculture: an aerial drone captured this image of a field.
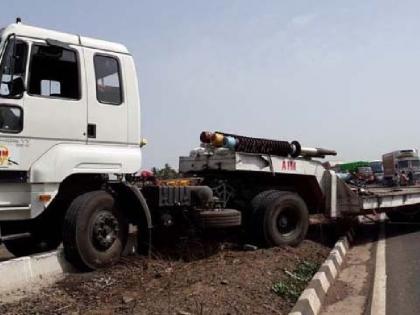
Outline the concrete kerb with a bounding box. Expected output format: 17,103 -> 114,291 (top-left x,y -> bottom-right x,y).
289,228 -> 356,315
0,248 -> 75,294
0,232 -> 138,297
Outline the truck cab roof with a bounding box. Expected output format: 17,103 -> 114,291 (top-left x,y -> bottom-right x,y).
1,23 -> 130,55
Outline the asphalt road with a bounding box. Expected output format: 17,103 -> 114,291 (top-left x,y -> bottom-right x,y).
321,218 -> 420,315
385,221 -> 420,315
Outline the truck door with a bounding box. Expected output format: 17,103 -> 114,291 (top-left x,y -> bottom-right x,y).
83,48 -> 127,144
23,40 -> 87,142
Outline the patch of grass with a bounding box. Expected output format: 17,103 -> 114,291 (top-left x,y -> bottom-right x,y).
272,260 -> 320,302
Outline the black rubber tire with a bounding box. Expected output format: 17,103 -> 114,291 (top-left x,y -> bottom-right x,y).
250,190 -> 281,215
386,211 -> 408,222
63,191 -> 128,271
386,210 -> 420,222
250,190 -> 286,241
193,209 -> 241,229
252,190 -> 309,247
3,236 -> 60,257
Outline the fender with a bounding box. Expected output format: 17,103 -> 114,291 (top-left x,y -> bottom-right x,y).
112,182 -> 152,256
121,183 -> 153,229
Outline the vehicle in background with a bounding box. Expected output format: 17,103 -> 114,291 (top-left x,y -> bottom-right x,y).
355,166 -> 375,183
336,171 -> 352,182
334,161 -> 373,184
383,149 -> 420,186
369,160 -> 384,183
337,161 -> 370,174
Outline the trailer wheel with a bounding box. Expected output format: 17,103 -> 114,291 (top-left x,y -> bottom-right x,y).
252,191 -> 309,247
387,207 -> 420,222
193,209 -> 241,228
63,191 -> 128,271
386,211 -> 408,222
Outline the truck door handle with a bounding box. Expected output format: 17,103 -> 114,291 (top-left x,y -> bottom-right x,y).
88,124 -> 96,138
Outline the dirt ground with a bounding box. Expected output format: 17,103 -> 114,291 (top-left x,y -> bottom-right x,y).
0,227 -> 334,315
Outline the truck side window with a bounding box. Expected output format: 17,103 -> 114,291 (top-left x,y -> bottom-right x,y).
94,55 -> 122,105
0,39 -> 28,98
28,45 -> 80,99
0,105 -> 23,133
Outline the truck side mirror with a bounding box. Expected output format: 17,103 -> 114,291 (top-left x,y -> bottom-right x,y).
9,77 -> 25,96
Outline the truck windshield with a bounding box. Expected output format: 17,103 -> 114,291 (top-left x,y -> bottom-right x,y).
358,167 -> 373,174
370,162 -> 383,173
411,160 -> 420,169
398,161 -> 409,169
0,37 -> 28,98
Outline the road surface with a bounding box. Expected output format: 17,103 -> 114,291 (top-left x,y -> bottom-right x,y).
321,217 -> 420,315
385,221 -> 420,315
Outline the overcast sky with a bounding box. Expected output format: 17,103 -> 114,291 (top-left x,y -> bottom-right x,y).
3,1 -> 420,169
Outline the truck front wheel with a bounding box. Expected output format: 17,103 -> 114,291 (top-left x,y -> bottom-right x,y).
252,191 -> 309,247
63,191 -> 128,271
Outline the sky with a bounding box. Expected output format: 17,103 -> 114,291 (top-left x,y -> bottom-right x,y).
3,0 -> 420,169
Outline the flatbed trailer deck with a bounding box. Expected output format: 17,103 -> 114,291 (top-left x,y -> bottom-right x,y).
358,186 -> 420,211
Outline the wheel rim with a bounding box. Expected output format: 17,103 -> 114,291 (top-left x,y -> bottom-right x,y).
91,211 -> 120,251
276,207 -> 299,236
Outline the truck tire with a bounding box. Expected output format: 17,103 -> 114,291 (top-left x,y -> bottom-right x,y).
387,208 -> 420,222
63,191 -> 128,271
193,209 -> 241,228
386,211 -> 409,222
252,191 -> 309,247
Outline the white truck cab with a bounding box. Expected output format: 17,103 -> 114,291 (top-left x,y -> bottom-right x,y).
0,21 -> 150,270
0,22 -> 141,221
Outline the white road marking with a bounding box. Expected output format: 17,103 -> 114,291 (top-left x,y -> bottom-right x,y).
371,213 -> 387,315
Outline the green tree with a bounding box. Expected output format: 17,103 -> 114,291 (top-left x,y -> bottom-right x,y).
152,163 -> 179,179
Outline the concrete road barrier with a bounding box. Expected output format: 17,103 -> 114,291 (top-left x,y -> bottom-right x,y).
0,249 -> 75,293
289,228 -> 355,315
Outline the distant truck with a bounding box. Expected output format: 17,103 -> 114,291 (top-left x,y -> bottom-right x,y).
355,166 -> 375,183
369,160 -> 384,183
383,149 -> 420,185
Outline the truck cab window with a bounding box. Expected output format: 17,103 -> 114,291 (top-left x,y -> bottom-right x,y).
94,55 -> 122,105
0,105 -> 23,133
0,39 -> 28,97
28,45 -> 80,99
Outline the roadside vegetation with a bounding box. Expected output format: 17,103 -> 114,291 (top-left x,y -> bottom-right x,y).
151,163 -> 180,179
272,260 -> 320,302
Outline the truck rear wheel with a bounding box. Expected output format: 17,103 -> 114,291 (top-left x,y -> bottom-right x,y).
63,191 -> 128,271
387,207 -> 420,222
252,191 -> 309,247
386,211 -> 409,222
